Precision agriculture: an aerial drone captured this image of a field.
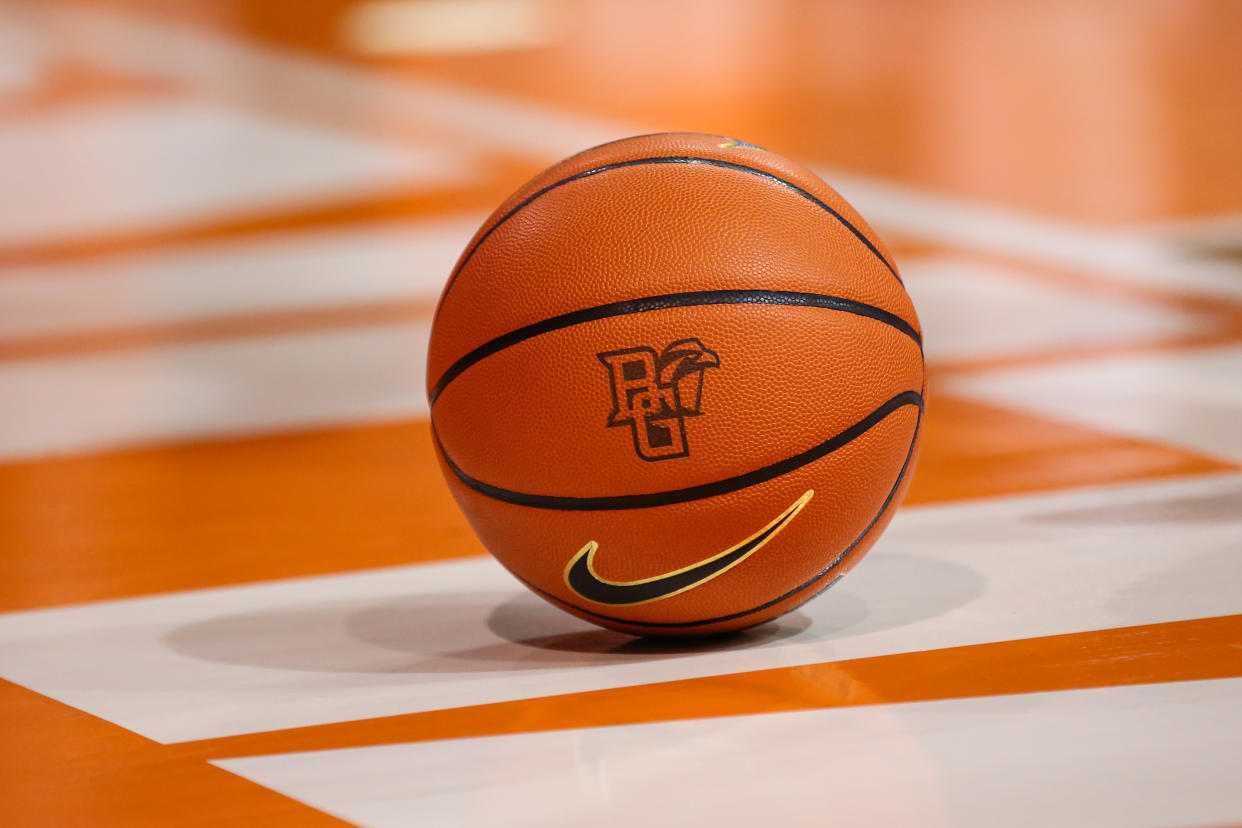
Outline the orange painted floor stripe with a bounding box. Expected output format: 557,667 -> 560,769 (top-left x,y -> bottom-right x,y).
0,678 -> 351,828
0,420 -> 480,612
179,614 -> 1242,760
0,297 -> 437,362
1,393 -> 1232,612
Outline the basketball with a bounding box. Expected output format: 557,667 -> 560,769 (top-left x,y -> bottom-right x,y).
427,132 -> 924,636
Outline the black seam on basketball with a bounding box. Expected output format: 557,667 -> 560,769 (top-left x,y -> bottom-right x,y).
435,155 -> 903,316
428,290 -> 920,405
436,390 -> 922,511
518,401 -> 922,628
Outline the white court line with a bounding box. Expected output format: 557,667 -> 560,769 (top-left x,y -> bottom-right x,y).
215,678 -> 1242,828
0,321 -> 430,460
823,168 -> 1242,303
0,96 -> 474,248
0,215 -> 482,341
945,342 -> 1242,463
900,256 -> 1211,363
1135,211 -> 1242,246
0,472 -> 1238,742
0,2 -> 47,94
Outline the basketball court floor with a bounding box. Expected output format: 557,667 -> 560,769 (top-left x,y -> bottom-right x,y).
2,1 -> 1241,825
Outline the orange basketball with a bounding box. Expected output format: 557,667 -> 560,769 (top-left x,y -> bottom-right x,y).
427,133 -> 924,637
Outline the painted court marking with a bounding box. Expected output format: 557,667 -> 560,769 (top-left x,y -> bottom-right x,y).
901,255 -> 1213,363
947,343 -> 1242,463
212,678 -> 1242,828
0,216 -> 482,341
0,321 -> 432,460
0,473 -> 1238,742
0,98 -> 471,247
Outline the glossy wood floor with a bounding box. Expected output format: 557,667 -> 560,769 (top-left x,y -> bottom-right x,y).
2,1 -> 1241,825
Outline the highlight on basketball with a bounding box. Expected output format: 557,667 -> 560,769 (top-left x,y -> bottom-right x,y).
1,2 -> 1238,826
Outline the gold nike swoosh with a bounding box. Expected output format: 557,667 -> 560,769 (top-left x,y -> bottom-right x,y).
563,489 -> 814,606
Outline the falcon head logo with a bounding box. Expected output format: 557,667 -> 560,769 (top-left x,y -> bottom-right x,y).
597,338 -> 720,461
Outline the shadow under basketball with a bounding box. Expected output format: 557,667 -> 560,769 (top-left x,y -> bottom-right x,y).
158,552 -> 983,675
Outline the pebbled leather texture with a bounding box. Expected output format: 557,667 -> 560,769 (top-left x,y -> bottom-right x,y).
427,132 -> 925,636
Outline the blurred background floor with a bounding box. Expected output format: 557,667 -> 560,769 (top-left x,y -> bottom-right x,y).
1,1 -> 1240,826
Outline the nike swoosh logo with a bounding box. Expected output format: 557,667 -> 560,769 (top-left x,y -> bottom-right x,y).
563,490 -> 814,606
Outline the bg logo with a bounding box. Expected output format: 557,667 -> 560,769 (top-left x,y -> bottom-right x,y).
597,338 -> 720,461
